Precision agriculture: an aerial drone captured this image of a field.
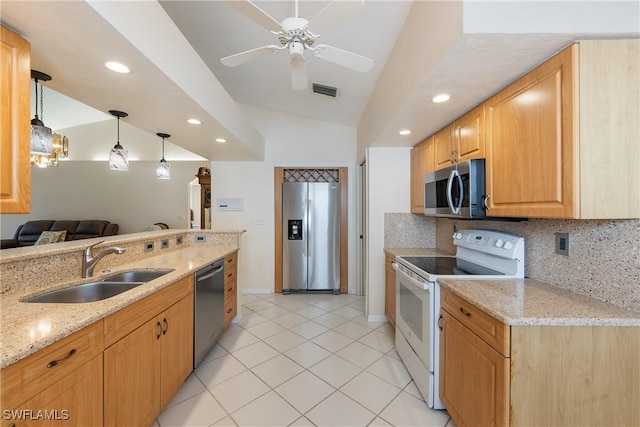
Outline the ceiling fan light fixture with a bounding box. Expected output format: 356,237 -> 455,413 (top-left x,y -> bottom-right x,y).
108,110 -> 129,171
156,133 -> 171,179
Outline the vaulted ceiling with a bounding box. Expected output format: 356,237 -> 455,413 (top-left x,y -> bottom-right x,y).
2,1 -> 638,162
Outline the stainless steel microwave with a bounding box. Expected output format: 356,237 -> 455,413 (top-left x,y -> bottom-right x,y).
424,159 -> 487,219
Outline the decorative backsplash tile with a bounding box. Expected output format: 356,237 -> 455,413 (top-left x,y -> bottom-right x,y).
386,214 -> 640,313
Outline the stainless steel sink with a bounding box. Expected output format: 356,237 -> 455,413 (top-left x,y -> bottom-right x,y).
102,270 -> 173,283
24,269 -> 174,303
24,282 -> 144,303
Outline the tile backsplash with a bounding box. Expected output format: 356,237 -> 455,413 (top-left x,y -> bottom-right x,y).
386,213 -> 640,313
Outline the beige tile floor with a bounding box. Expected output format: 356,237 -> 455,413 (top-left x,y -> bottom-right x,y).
152,292 -> 457,427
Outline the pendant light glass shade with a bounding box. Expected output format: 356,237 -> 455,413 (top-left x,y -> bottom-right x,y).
30,70 -> 53,155
108,110 -> 129,171
156,133 -> 171,179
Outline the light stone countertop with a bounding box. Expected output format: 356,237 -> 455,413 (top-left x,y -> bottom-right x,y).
385,248 -> 640,327
0,245 -> 238,368
438,278 -> 640,327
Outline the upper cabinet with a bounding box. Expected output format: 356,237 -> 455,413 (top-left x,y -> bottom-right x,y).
410,136 -> 435,213
1,25 -> 31,214
485,40 -> 639,219
434,105 -> 486,171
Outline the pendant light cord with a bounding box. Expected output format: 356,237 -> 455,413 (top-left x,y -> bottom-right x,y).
33,79 -> 40,120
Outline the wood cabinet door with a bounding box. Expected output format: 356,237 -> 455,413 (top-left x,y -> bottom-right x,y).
160,295 -> 194,409
104,318 -> 162,427
440,310 -> 509,427
0,25 -> 31,214
485,45 -> 577,218
3,355 -> 103,427
410,137 -> 434,213
384,255 -> 396,327
434,124 -> 455,170
455,105 -> 485,162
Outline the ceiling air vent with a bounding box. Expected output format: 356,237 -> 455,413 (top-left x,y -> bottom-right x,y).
313,83 -> 338,98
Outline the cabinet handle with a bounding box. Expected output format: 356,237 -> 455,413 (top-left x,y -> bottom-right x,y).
162,318 -> 168,335
156,321 -> 162,339
460,307 -> 472,318
483,194 -> 491,211
438,315 -> 444,331
227,308 -> 232,314
47,348 -> 77,368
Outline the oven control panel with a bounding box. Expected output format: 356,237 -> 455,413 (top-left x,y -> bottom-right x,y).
453,229 -> 524,260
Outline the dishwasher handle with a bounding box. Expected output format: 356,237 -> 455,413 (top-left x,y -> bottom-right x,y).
196,265 -> 224,282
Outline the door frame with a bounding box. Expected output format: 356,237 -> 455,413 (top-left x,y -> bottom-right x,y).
274,167 -> 348,293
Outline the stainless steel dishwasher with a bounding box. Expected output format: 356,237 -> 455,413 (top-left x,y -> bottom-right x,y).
194,259 -> 225,368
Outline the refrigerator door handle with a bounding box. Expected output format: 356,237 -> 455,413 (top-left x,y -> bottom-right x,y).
306,197 -> 311,257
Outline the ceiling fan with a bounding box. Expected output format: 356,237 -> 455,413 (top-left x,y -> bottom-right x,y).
220,0 -> 373,90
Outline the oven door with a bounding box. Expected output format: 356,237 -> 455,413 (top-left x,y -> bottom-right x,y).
393,265 -> 433,371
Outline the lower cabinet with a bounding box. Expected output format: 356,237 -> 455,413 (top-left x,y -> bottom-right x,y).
384,253 -> 396,327
440,287 -> 640,427
0,321 -> 104,427
103,277 -> 194,427
223,252 -> 238,328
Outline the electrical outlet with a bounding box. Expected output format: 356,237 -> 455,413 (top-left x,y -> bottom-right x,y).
195,235 -> 206,243
176,236 -> 184,245
144,241 -> 154,252
555,233 -> 570,256
161,239 -> 169,249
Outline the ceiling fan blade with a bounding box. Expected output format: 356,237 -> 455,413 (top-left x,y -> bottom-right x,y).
221,45 -> 282,67
313,44 -> 373,73
223,0 -> 282,32
308,0 -> 365,34
291,59 -> 308,90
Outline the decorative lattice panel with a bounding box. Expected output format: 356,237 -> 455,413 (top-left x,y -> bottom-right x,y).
283,168 -> 339,183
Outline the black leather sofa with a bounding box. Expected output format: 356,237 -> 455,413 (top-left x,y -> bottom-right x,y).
1,220 -> 119,249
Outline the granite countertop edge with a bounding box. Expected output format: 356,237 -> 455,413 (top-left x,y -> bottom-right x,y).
0,245 -> 239,369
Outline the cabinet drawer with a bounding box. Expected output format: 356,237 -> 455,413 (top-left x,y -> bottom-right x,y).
224,266 -> 236,285
225,252 -> 237,271
224,280 -> 236,300
1,320 -> 104,410
224,295 -> 237,327
104,276 -> 193,347
441,288 -> 509,356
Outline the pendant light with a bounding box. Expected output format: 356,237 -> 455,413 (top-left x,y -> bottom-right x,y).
108,110 -> 129,171
30,70 -> 53,156
156,133 -> 171,179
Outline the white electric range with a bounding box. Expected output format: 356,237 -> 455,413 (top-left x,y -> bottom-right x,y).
393,229 -> 525,409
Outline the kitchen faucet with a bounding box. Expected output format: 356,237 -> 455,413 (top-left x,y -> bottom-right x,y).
82,241 -> 125,278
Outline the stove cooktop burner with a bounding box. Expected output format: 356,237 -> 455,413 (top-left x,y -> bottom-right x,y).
400,256 -> 505,276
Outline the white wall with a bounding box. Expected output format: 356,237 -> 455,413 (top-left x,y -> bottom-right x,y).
366,147 -> 411,321
1,161 -> 208,238
210,105 -> 357,294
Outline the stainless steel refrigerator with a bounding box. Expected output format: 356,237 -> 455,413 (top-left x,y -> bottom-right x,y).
283,182 -> 341,293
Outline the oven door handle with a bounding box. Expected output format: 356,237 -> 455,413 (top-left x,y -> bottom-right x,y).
446,169 -> 463,215
392,262 -> 431,291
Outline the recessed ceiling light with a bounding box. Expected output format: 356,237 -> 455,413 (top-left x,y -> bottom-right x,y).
105,61 -> 130,74
432,94 -> 451,103
187,118 -> 201,125
399,130 -> 411,136
215,138 -> 227,143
